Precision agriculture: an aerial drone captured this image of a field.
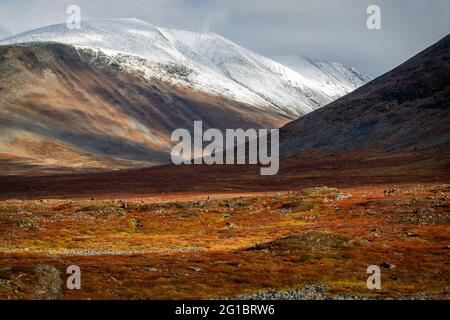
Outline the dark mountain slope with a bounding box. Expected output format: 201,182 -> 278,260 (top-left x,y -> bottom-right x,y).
280,35 -> 450,159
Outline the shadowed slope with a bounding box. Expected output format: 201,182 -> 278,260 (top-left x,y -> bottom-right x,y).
0,37 -> 449,198
0,43 -> 290,174
280,35 -> 450,158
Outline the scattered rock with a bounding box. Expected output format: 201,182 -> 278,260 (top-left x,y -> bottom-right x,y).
406,231 -> 418,237
195,201 -> 206,208
380,262 -> 396,269
18,216 -> 40,229
144,267 -> 158,272
415,207 -> 425,215
384,188 -> 400,196
33,265 -> 62,300
223,284 -> 369,300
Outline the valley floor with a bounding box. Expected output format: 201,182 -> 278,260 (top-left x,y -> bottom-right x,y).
0,184 -> 448,299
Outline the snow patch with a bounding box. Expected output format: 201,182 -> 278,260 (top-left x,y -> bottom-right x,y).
1,19 -> 371,117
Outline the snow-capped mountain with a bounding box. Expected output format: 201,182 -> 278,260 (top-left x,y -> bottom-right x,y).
0,18 -> 371,117
271,55 -> 372,99
280,35 -> 450,159
0,19 -> 373,174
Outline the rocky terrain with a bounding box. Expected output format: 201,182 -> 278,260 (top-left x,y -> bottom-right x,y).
1,19 -> 370,116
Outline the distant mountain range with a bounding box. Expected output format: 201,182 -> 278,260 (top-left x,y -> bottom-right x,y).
0,19 -> 370,174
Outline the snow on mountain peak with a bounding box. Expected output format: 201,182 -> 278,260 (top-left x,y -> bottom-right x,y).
0,19 -> 371,116
271,55 -> 372,98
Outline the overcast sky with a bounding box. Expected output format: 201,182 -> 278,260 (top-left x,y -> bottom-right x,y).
0,0 -> 448,76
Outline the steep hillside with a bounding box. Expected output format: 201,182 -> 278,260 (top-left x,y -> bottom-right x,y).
272,55 -> 371,100
0,43 -> 289,174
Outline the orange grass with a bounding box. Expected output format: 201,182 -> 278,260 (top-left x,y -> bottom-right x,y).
0,184 -> 448,299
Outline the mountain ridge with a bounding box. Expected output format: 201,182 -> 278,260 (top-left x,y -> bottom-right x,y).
280,34 -> 450,158
0,36 -> 448,195
0,42 -> 289,174
0,18 -> 371,117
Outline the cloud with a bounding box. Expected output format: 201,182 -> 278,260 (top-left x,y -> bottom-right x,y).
0,0 -> 448,76
0,24 -> 12,40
